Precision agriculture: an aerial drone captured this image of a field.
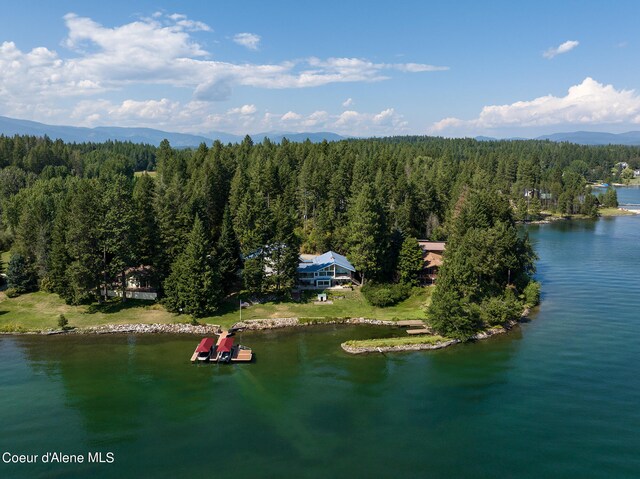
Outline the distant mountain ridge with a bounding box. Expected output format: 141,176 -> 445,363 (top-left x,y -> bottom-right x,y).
0,115 -> 346,147
476,131 -> 640,146
536,131 -> 640,146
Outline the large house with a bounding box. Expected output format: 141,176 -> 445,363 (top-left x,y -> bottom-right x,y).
297,251 -> 356,289
417,241 -> 446,285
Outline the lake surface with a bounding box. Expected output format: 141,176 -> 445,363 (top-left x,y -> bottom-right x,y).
2,191 -> 640,478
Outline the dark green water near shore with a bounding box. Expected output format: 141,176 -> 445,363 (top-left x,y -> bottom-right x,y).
2,206 -> 640,478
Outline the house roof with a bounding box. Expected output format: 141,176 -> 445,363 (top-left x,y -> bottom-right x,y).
297,250 -> 355,273
425,252 -> 443,268
417,241 -> 446,252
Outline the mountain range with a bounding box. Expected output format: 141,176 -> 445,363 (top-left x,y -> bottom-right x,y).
0,115 -> 347,147
476,130 -> 640,146
2,115 -> 640,147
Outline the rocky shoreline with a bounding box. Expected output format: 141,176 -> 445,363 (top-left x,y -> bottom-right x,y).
2,310 -> 530,357
340,309 -> 529,354
231,317 -> 397,330
1,317 -> 397,336
2,323 -> 223,336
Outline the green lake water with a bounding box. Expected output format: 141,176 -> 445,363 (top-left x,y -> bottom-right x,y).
2,189 -> 640,478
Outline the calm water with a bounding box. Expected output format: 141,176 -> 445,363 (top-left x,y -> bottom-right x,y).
2,191 -> 640,478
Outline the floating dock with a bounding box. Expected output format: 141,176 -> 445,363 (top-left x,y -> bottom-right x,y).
190,330 -> 253,363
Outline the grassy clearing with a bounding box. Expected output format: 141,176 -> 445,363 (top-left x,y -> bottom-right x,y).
208,287 -> 432,325
0,286 -> 432,332
599,207 -> 636,216
0,291 -> 179,332
1,251 -> 9,269
343,334 -> 449,348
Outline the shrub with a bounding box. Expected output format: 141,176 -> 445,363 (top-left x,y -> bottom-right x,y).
57,314 -> 68,329
479,293 -> 522,326
5,288 -> 19,298
361,282 -> 412,307
523,281 -> 541,307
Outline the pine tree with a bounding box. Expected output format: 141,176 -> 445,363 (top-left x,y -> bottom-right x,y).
514,197 -> 528,222
163,217 -> 222,318
133,172 -> 160,268
216,205 -> 241,293
345,184 -> 386,284
267,198 -> 300,293
65,180 -> 103,304
7,253 -> 37,293
529,197 -> 542,220
397,236 -> 424,285
48,206 -> 72,300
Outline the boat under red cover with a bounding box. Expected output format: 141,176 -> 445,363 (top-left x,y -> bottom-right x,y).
190,332 -> 253,364
196,338 -> 215,353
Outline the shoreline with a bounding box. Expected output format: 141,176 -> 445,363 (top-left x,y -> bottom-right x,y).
340,308 -> 530,354
0,317 -> 400,336
1,312 -> 532,355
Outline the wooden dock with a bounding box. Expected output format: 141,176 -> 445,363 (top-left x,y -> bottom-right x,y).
232,348 -> 253,362
396,320 -> 426,327
191,330 -> 253,363
406,328 -> 431,335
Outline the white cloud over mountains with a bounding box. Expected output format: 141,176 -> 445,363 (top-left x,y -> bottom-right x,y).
0,12 -> 444,134
70,98 -> 409,136
430,77 -> 640,137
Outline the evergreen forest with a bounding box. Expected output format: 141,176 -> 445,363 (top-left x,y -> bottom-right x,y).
1,133 -> 637,337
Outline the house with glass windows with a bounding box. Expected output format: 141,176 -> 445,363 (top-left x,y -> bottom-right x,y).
297,251 -> 356,289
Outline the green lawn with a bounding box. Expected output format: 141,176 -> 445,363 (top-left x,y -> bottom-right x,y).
207,287 -> 432,326
343,334 -> 449,348
599,207 -> 636,216
0,291 -> 179,332
0,287 -> 432,332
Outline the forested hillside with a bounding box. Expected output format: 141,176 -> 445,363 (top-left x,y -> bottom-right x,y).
0,133 -> 637,333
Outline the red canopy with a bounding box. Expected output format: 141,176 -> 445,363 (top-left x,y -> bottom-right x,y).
217,337 -> 234,353
196,338 -> 215,353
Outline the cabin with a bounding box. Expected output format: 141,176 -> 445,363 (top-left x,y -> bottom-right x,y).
103,265 -> 158,300
297,251 -> 356,289
417,241 -> 446,285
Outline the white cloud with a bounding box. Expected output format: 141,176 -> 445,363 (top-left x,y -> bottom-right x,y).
342,98 -> 354,108
227,104 -> 257,115
430,77 -> 640,137
165,13 -> 212,32
332,108 -> 408,134
233,32 -> 261,50
281,111 -> 303,121
0,14 -> 445,111
0,13 -> 444,132
543,40 -> 579,59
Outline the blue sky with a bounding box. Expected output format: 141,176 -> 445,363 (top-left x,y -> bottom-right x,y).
1,0 -> 639,137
